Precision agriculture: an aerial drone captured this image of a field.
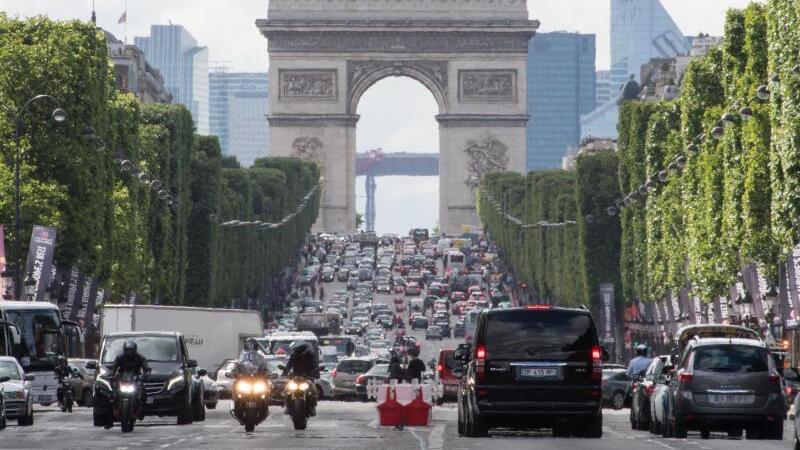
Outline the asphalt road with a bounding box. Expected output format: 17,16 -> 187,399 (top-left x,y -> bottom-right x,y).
5,267 -> 797,449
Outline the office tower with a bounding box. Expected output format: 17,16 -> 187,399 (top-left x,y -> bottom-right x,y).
209,71 -> 269,167
595,70 -> 612,106
135,25 -> 209,134
527,32 -> 597,171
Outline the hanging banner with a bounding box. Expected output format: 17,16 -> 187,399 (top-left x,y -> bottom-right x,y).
600,283 -> 615,344
24,225 -> 57,302
45,264 -> 60,304
76,276 -> 96,324
61,267 -> 84,321
787,246 -> 800,329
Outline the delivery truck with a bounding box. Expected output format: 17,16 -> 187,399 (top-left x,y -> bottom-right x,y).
101,305 -> 263,372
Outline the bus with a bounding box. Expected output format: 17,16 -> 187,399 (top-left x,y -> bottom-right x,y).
0,301 -> 83,406
412,228 -> 429,245
295,313 -> 342,337
443,250 -> 466,275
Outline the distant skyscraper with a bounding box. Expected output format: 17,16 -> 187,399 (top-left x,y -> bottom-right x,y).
582,0 -> 688,140
209,72 -> 269,167
135,25 -> 209,134
595,70 -> 612,106
527,32 -> 596,172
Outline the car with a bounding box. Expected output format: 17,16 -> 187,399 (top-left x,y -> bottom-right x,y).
321,267 -> 336,282
198,374 -> 219,409
68,358 -> 97,407
453,320 -> 466,338
0,356 -> 33,426
213,359 -> 238,399
405,284 -> 421,296
456,306 -> 605,438
602,368 -> 631,410
355,364 -> 390,401
316,363 -> 336,400
337,270 -> 350,282
332,358 -> 376,399
650,357 -> 675,437
376,282 -> 391,293
629,355 -> 670,432
425,326 -> 444,340
347,277 -> 360,290
665,337 -> 784,439
343,326 -> 363,337
410,316 -> 429,330
436,350 -> 459,403
91,332 -> 206,427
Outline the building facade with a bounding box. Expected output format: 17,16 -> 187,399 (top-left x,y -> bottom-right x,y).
582,0 -> 688,140
209,72 -> 269,167
527,32 -> 596,171
105,31 -> 172,104
595,70 -> 612,106
135,25 -> 209,134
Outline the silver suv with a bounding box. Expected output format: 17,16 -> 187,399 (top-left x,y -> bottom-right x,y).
665,337 -> 784,440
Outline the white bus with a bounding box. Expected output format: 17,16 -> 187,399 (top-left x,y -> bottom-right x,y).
0,301 -> 83,406
443,250 -> 466,275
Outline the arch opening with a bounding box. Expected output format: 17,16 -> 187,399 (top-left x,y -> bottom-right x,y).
355,76 -> 440,235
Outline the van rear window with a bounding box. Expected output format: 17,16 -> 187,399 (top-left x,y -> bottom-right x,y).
484,310 -> 597,360
692,345 -> 768,373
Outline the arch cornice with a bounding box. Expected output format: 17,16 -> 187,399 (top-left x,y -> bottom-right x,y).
347,60 -> 449,115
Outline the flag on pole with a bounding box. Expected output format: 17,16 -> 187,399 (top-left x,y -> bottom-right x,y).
117,11 -> 127,24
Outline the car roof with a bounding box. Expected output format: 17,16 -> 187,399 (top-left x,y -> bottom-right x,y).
689,337 -> 766,348
105,331 -> 181,338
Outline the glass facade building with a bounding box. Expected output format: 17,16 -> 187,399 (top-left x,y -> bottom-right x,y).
135,25 -> 209,134
527,32 -> 596,171
209,72 -> 269,167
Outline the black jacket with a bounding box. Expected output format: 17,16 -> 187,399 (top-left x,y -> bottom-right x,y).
284,346 -> 319,379
112,353 -> 150,377
388,360 -> 405,382
405,358 -> 426,382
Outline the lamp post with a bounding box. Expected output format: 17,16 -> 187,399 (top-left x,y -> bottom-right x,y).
8,95 -> 67,300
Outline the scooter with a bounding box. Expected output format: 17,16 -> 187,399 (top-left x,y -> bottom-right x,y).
229,364 -> 271,432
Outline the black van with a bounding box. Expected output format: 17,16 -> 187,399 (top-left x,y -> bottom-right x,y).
456,305 -> 605,438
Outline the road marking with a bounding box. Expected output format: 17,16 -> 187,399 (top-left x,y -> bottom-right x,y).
646,438 -> 678,450
407,427 -> 428,450
428,424 -> 444,450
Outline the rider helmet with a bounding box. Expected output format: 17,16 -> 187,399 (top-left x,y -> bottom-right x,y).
289,340 -> 310,356
635,344 -> 648,357
123,340 -> 137,356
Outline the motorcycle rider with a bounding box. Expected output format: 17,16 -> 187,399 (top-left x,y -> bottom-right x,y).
236,338 -> 271,375
626,344 -> 652,379
111,340 -> 151,428
405,346 -> 426,383
282,341 -> 319,416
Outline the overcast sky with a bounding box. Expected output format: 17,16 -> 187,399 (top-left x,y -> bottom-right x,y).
1,0 -> 761,233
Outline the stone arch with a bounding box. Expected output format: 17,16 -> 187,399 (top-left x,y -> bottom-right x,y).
347,61 -> 449,115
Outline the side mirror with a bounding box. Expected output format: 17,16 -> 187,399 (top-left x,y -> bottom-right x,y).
197,368 -> 208,377
23,374 -> 35,382
85,361 -> 98,370
785,368 -> 799,382
186,359 -> 198,369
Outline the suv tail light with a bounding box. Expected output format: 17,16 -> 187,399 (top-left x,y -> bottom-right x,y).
355,375 -> 365,385
437,363 -> 443,373
591,345 -> 602,381
476,344 -> 487,382
644,383 -> 655,396
678,372 -> 693,383
769,374 -> 780,384
331,368 -> 337,378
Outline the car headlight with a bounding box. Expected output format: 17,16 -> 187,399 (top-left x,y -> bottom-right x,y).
236,381 -> 253,394
287,380 -> 298,391
119,383 -> 136,394
167,375 -> 185,391
253,381 -> 269,394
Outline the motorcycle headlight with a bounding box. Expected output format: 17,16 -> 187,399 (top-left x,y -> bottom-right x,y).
287,380 -> 298,391
299,382 -> 310,391
236,381 -> 253,394
119,383 -> 136,394
253,381 -> 268,394
167,375 -> 185,391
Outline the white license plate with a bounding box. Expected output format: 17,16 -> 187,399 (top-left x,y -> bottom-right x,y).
708,394 -> 754,405
146,396 -> 154,405
519,368 -> 561,379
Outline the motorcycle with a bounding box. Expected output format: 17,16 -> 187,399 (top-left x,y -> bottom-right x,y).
283,376 -> 314,430
51,354 -> 74,413
115,372 -> 142,433
228,364 -> 271,432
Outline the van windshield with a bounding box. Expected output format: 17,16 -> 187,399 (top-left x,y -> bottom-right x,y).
101,336 -> 179,364
485,310 -> 597,360
693,345 -> 768,373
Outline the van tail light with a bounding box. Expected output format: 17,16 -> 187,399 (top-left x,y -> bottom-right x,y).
644,384 -> 655,396
591,345 -> 602,381
678,372 -> 693,383
437,364 -> 443,373
355,375 -> 365,385
768,374 -> 780,384
331,368 -> 337,378
476,344 -> 487,382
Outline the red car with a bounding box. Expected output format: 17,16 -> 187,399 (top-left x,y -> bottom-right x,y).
436,349 -> 460,403
450,291 -> 466,302
394,285 -> 404,294
451,301 -> 467,315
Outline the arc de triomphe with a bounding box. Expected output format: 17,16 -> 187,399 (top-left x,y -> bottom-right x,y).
257,0 -> 539,235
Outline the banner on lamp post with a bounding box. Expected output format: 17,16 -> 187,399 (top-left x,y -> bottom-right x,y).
76,276 -> 96,324
600,283 -> 615,344
24,226 -> 57,302
786,246 -> 800,330
61,267 -> 84,321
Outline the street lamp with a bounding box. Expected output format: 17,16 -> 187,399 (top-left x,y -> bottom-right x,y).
23,270 -> 36,302
8,95 -> 67,301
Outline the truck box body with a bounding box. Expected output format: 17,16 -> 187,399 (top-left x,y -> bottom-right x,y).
101,305 -> 262,371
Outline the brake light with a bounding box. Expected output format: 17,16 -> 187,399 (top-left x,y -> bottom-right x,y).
591,345 -> 602,381
476,344 -> 487,382
526,305 -> 551,310
769,374 -> 780,384
437,364 -> 443,373
355,375 -> 365,385
644,384 -> 655,396
785,386 -> 794,395
678,372 -> 693,383
331,368 -> 337,377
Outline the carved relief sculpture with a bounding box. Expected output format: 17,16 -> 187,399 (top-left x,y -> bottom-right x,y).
279,70 -> 338,100
292,137 -> 327,203
459,70 -> 517,102
464,135 -> 509,189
